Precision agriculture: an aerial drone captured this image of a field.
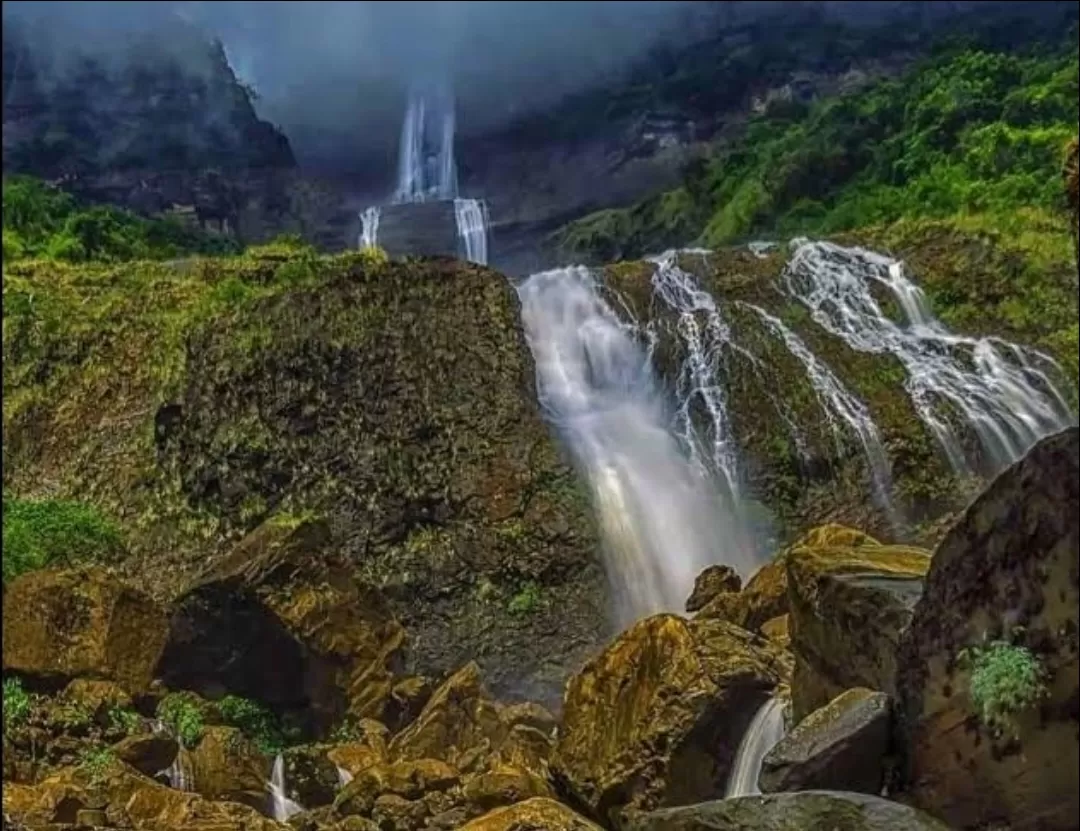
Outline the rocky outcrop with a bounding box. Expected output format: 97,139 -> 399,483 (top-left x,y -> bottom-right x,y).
785,525 -> 930,720
458,797 -> 604,830
696,557 -> 787,633
553,614 -> 791,828
2,567 -> 169,695
187,726 -> 269,810
626,791 -> 955,830
760,688 -> 891,795
896,427 -> 1080,831
158,516 -> 405,733
685,565 -> 742,612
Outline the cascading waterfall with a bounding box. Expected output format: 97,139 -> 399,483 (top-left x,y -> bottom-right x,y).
336,766 -> 353,788
454,197 -> 490,265
268,754 -> 304,822
741,302 -> 895,520
359,206 -> 381,250
516,265 -> 757,623
784,240 -> 1075,473
725,696 -> 787,798
151,719 -> 195,792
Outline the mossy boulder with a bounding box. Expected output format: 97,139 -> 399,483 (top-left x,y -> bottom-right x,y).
626,791 -> 955,830
186,725 -> 269,810
457,797 -> 604,831
696,557 -> 788,633
896,427 -> 1079,831
760,688 -> 891,795
552,614 -> 791,828
785,525 -> 930,720
685,565 -> 742,612
1,567 -> 169,695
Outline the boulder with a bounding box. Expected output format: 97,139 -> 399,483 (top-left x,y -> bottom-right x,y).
457,797 -> 604,831
156,516 -> 406,733
112,734 -> 179,778
281,743 -> 343,807
186,725 -> 270,810
760,687 -> 890,794
553,614 -> 790,828
2,567 -> 169,694
760,615 -> 790,649
626,791 -> 955,830
333,758 -> 459,817
461,764 -> 554,812
696,558 -> 787,633
685,565 -> 742,612
61,679 -> 133,718
896,427 -> 1080,831
385,676 -> 434,733
785,525 -> 930,719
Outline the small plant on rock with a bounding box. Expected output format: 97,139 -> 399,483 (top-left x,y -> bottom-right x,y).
508,581 -> 544,616
3,677 -> 33,732
107,706 -> 142,735
156,694 -> 205,748
218,695 -> 285,755
959,640 -> 1049,736
79,746 -> 117,784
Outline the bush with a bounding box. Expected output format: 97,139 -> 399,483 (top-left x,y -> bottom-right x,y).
217,695 -> 286,755
2,496 -> 124,584
960,640 -> 1048,735
3,677 -> 33,731
79,746 -> 117,783
156,694 -> 206,749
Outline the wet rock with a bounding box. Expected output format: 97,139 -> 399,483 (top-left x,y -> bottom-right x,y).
461,764 -> 553,812
457,797 -> 604,830
112,734 -> 179,778
2,567 -> 169,694
896,427 -> 1080,831
157,516 -> 406,733
626,791 -> 955,830
282,744 -> 343,808
186,725 -> 270,810
785,524 -> 930,719
685,565 -> 742,612
760,687 -> 890,794
333,758 -> 459,818
385,676 -> 434,733
696,558 -> 787,633
759,615 -> 790,649
553,614 -> 791,827
499,702 -> 557,736
491,724 -> 553,776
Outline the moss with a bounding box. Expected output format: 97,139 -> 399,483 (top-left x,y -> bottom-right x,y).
2,496 -> 124,584
508,581 -> 544,616
217,694 -> 289,755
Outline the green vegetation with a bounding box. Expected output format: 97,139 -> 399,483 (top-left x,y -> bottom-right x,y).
108,706 -> 142,736
156,694 -> 206,749
2,175 -> 239,263
2,496 -> 124,584
960,640 -> 1049,736
78,746 -> 117,784
508,581 -> 544,616
2,677 -> 33,732
217,695 -> 287,756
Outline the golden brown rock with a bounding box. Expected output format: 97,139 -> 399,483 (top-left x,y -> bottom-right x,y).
897,427 -> 1080,831
457,797 -> 604,831
112,734 -> 179,778
62,679 -> 134,717
333,758 -> 459,818
186,726 -> 270,810
695,558 -> 787,633
461,764 -> 553,812
2,567 -> 169,694
385,676 -> 434,732
760,615 -> 790,649
685,565 -> 742,612
553,614 -> 790,827
785,524 -> 930,720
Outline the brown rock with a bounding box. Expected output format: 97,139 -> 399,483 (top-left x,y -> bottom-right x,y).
760,615 -> 790,649
553,614 -> 790,827
685,565 -> 742,613
157,516 -> 405,732
186,725 -> 269,809
385,676 -> 434,733
112,734 -> 179,778
491,724 -> 553,776
760,687 -> 891,794
785,524 -> 930,720
695,558 -> 787,633
333,758 -> 458,818
388,663 -> 505,771
499,702 -> 557,735
371,792 -> 428,828
2,567 -> 169,694
457,797 -> 604,831
329,742 -> 387,781
461,764 -> 553,812
61,679 -> 133,718
280,743 -> 342,808
897,427 -> 1080,831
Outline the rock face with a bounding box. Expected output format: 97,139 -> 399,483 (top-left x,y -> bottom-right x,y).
760,687 -> 891,795
553,614 -> 791,828
685,565 -> 742,612
785,525 -> 931,720
158,516 -> 405,732
458,797 -> 604,830
1,567 -> 169,694
376,201 -> 462,259
186,726 -> 269,810
627,791 -> 955,831
696,558 -> 787,633
896,427 -> 1080,831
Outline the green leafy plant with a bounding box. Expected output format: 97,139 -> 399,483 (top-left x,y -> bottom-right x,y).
508,581 -> 544,616
2,495 -> 124,584
79,746 -> 117,784
108,706 -> 142,735
3,677 -> 33,731
156,694 -> 205,748
218,695 -> 285,755
959,640 -> 1049,735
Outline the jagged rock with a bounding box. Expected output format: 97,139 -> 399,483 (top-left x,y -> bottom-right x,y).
696,557 -> 787,633
333,758 -> 459,817
61,679 -> 133,718
785,525 -> 930,720
112,734 -> 179,778
2,567 -> 169,694
760,687 -> 890,794
457,797 -> 604,830
157,516 -> 406,732
282,744 -> 342,808
491,724 -> 554,775
685,565 -> 742,612
499,702 -> 557,736
461,764 -> 554,812
896,427 -> 1080,831
186,726 -> 269,810
386,676 -> 435,733
626,791 -> 955,830
760,615 -> 790,649
553,614 -> 791,828
388,663 -> 505,771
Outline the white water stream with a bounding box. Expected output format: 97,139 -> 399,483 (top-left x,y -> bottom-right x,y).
725,696 -> 787,798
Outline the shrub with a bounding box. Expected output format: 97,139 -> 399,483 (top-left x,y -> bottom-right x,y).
2,496 -> 123,584
79,746 -> 117,783
960,640 -> 1049,735
3,677 -> 33,731
217,695 -> 285,755
156,694 -> 206,748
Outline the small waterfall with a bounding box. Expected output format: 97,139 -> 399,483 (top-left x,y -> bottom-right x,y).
784,240 -> 1075,474
336,765 -> 353,788
359,206 -> 381,250
516,265 -> 757,623
726,697 -> 787,798
268,754 -> 304,822
393,81 -> 457,204
742,302 -> 895,520
164,747 -> 194,792
454,198 -> 490,265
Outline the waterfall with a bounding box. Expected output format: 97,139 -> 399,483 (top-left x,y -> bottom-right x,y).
725,697 -> 787,798
393,81 -> 457,204
268,754 -> 304,822
164,747 -> 194,792
516,265 -> 757,624
742,302 -> 895,521
784,240 -> 1075,474
454,198 -> 490,265
359,206 -> 381,250
336,765 -> 353,788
